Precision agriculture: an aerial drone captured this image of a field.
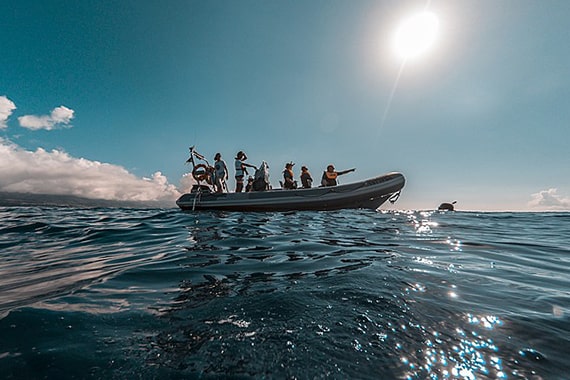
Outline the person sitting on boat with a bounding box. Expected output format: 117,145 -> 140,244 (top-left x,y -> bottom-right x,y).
282,162 -> 297,189
300,165 -> 313,189
234,151 -> 256,192
245,176 -> 254,192
321,164 -> 355,187
253,161 -> 271,191
213,152 -> 229,193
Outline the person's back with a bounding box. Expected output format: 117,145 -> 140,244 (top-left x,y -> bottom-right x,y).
300,166 -> 313,188
253,161 -> 270,191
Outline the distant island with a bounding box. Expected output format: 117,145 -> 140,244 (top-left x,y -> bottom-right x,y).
0,192 -> 176,209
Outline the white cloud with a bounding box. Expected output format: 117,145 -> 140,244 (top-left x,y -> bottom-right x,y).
179,172 -> 197,193
0,138 -> 181,202
0,96 -> 16,130
18,105 -> 75,130
528,188 -> 570,211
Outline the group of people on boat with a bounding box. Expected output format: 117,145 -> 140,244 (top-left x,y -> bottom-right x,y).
193,150 -> 355,194
281,162 -> 355,190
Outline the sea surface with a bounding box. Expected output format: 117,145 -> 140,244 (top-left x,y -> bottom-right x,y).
0,207 -> 568,379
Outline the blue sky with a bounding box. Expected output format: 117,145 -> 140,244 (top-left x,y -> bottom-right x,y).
1,0 -> 569,210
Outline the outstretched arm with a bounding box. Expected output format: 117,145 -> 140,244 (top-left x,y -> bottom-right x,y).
337,168 -> 356,176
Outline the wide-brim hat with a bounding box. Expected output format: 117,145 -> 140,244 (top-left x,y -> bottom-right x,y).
285,161 -> 295,168
301,166 -> 308,171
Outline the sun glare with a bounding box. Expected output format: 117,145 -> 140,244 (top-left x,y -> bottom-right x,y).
394,11 -> 439,60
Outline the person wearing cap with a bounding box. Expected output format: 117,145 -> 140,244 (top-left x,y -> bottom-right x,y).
234,151 -> 256,192
321,164 -> 355,187
213,153 -> 229,193
282,162 -> 297,189
300,166 -> 313,189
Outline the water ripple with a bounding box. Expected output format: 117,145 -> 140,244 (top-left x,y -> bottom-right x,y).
0,208 -> 568,379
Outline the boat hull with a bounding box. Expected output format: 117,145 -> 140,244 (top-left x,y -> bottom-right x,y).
176,172 -> 405,212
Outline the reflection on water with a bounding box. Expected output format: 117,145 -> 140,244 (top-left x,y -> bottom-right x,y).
400,313 -> 506,380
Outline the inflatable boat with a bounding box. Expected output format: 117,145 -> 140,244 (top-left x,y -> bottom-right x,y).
176,172 -> 405,212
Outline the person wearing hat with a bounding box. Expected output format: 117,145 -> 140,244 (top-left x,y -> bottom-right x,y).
234,151 -> 256,192
300,166 -> 313,189
282,162 -> 297,190
321,164 -> 355,187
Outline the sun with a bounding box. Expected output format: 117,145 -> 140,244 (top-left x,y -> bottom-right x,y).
393,11 -> 439,60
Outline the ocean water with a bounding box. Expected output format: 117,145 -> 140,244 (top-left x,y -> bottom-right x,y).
0,207 -> 568,380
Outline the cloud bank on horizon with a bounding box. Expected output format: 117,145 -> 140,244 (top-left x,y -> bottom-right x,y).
0,138 -> 181,202
0,95 -> 181,203
528,188 -> 570,211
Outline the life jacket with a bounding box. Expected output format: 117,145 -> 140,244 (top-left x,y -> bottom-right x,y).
325,171 -> 338,180
235,159 -> 246,177
322,171 -> 338,187
283,169 -> 294,180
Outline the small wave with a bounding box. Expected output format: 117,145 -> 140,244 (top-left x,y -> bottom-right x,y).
0,208 -> 568,378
